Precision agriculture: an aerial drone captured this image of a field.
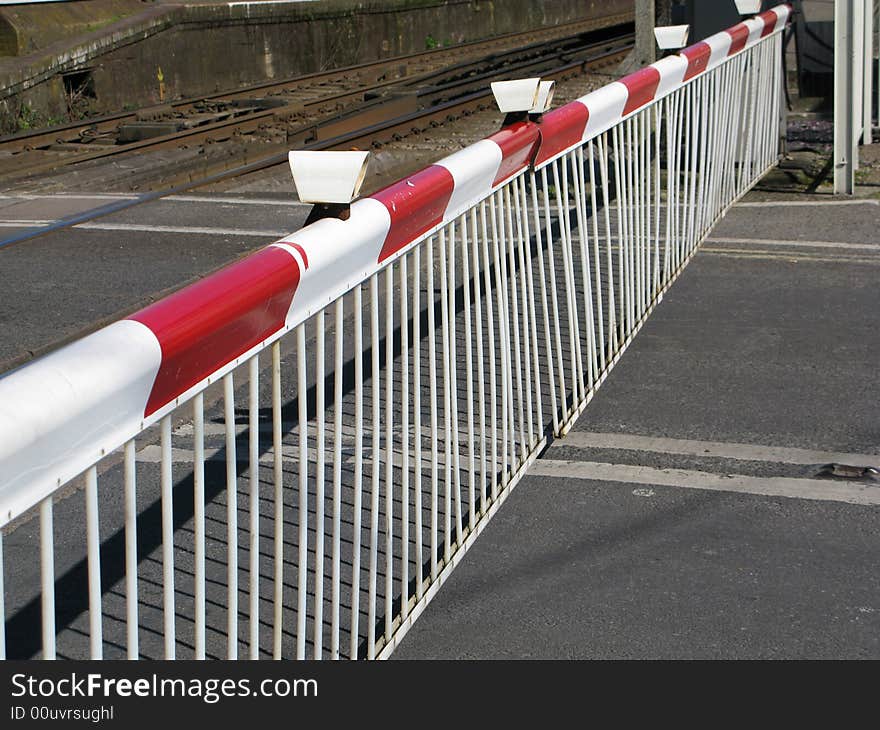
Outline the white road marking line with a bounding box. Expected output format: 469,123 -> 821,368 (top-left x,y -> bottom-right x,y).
165,195 -> 308,207
74,222 -> 288,237
706,237 -> 880,252
699,250 -> 880,265
529,460 -> 880,506
556,432 -> 880,467
736,199 -> 880,207
137,443 -> 325,464
0,220 -> 52,226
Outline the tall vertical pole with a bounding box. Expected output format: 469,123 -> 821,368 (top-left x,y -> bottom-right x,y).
635,0 -> 658,67
834,0 -> 856,194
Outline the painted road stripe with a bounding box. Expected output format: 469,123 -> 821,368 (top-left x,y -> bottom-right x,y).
75,222 -> 288,237
699,250 -> 880,265
554,431 -> 880,467
165,195 -> 309,207
736,199 -> 880,208
529,460 -> 880,506
706,236 -> 880,252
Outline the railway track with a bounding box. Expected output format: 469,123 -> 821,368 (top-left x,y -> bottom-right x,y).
0,23 -> 633,255
0,17 -> 632,193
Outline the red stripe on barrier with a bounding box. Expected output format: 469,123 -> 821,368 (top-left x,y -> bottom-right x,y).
726,23 -> 750,55
758,9 -> 779,38
681,42 -> 711,81
373,165 -> 455,263
131,246 -> 301,416
621,66 -> 662,116
487,122 -> 541,186
534,102 -> 590,166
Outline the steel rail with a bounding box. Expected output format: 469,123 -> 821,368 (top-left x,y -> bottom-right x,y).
0,38 -> 632,253
0,27 -> 633,185
0,12 -> 633,155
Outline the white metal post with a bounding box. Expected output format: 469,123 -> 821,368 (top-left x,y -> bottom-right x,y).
835,0 -> 856,193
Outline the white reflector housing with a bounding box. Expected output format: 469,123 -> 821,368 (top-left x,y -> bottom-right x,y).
288,150 -> 370,204
530,80 -> 556,114
491,78 -> 541,113
653,24 -> 690,50
734,0 -> 762,14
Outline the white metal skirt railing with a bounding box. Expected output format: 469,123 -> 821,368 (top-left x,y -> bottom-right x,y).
0,5 -> 790,659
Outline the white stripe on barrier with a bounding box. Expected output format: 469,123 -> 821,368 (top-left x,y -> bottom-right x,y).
437,140 -> 504,222
581,82 -> 629,141
0,320 -> 161,527
704,31 -> 734,71
278,197 -> 391,325
652,55 -> 688,98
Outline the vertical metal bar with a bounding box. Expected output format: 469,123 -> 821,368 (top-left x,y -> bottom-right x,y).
611,125 -> 627,342
518,175 -> 542,441
384,265 -> 394,644
596,134 -> 618,355
512,178 -> 536,444
571,148 -> 597,393
587,141 -> 606,372
503,185 -> 527,460
687,76 -> 701,253
272,341 -> 284,660
123,440 -> 138,659
314,312 -> 326,659
399,255 -> 410,618
541,166 -> 568,421
367,274 -> 381,659
412,247 -> 424,599
531,170 -> 559,433
653,104 -> 662,295
489,192 -> 511,482
248,354 -> 260,660
461,213 -> 476,528
223,373 -> 238,660
296,326 -> 308,661
160,415 -> 175,659
85,466 -> 102,659
439,228 -> 453,559
663,94 -> 676,281
331,298 -> 344,659
427,237 -> 439,580
40,497 -> 55,660
447,221 -> 463,543
193,393 -> 206,660
470,207 -> 488,513
613,122 -> 632,332
350,285 -> 364,660
480,203 -> 499,499
553,159 -> 584,410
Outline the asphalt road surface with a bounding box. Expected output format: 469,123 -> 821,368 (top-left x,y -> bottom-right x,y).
394,197 -> 880,659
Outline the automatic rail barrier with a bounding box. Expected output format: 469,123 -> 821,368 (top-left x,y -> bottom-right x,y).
0,5 -> 791,660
